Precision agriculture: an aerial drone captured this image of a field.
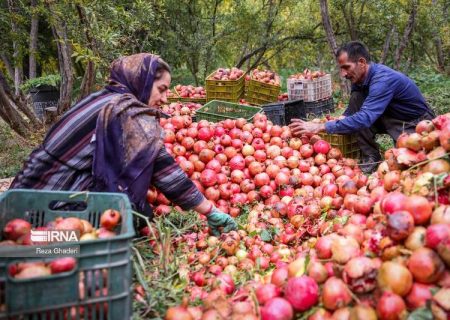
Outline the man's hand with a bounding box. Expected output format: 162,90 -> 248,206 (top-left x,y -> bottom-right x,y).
288,119 -> 326,136
206,207 -> 238,236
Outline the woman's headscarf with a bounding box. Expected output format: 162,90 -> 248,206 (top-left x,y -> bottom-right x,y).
93,53 -> 167,218
105,53 -> 161,104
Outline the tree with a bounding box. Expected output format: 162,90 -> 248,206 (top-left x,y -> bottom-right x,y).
394,0 -> 418,70
29,0 -> 39,80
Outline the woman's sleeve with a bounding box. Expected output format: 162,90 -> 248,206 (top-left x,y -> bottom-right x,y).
151,147 -> 205,210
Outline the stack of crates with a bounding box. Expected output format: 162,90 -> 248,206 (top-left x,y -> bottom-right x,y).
287,73 -> 334,119
205,71 -> 245,103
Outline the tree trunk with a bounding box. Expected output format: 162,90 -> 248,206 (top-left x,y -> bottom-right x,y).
0,71 -> 41,127
79,61 -> 96,100
7,0 -> 23,95
76,5 -> 97,99
319,0 -> 350,97
29,0 -> 39,80
380,24 -> 396,64
320,0 -> 338,55
341,1 -> 358,40
0,72 -> 33,137
50,14 -> 73,114
202,0 -> 221,80
394,1 -> 418,70
0,53 -> 15,81
431,0 -> 445,72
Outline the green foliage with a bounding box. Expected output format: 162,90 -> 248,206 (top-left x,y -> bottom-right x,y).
20,74 -> 61,92
0,121 -> 35,179
409,67 -> 450,115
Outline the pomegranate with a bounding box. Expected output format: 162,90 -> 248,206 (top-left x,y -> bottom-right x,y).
350,305 -> 377,320
406,283 -> 433,309
405,227 -> 426,250
380,192 -> 408,214
386,211 -> 414,241
55,217 -> 85,234
165,306 -> 193,320
260,297 -> 293,320
431,205 -> 450,224
15,265 -> 51,279
377,261 -> 412,296
331,236 -> 360,264
322,277 -> 352,311
307,261 -> 328,284
49,257 -> 77,274
313,140 -> 331,154
284,276 -> 319,311
416,119 -> 435,134
271,267 -> 289,287
407,247 -> 445,283
342,257 -> 377,293
425,223 -> 450,249
376,292 -> 406,320
3,219 -> 31,241
255,283 -> 281,305
431,288 -> 450,320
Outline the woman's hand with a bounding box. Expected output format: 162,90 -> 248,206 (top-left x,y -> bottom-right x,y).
206,207 -> 238,236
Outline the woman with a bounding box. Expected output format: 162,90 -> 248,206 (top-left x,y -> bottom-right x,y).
11,53 -> 236,236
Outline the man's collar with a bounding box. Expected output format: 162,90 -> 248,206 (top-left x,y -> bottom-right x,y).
362,63 -> 375,87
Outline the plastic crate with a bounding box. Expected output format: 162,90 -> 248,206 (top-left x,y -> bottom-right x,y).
195,100 -> 261,123
287,74 -> 332,102
262,100 -> 306,126
206,72 -> 245,102
302,97 -> 335,120
319,132 -> 361,159
167,88 -> 180,103
173,88 -> 207,104
0,189 -> 135,319
245,78 -> 280,105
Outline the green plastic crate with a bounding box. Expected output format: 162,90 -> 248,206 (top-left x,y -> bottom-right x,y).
206,71 -> 245,102
319,133 -> 361,159
195,100 -> 262,123
0,189 -> 135,319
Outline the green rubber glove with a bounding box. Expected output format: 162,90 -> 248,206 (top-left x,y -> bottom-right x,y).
206,207 -> 238,236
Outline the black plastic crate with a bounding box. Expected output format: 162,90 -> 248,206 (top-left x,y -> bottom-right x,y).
262,100 -> 305,126
303,97 -> 335,119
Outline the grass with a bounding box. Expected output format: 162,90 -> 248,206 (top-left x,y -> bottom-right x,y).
0,121 -> 36,179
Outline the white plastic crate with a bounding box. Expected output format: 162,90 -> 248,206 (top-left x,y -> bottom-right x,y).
287,74 -> 332,102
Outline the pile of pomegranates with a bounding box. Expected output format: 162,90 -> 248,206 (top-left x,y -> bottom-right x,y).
8,257 -> 77,279
1,208 -> 121,246
160,102 -> 202,117
149,112 -> 450,320
174,85 -> 206,99
209,68 -> 244,81
289,69 -> 328,81
250,69 -> 280,86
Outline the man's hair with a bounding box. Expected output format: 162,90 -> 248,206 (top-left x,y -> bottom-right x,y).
336,41 -> 371,63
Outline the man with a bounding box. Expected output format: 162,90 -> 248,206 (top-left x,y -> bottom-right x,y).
289,41 -> 435,173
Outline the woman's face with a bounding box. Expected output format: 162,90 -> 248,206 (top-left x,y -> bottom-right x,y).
148,71 -> 171,108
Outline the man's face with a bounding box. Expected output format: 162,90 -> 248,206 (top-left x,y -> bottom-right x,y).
337,52 -> 368,84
